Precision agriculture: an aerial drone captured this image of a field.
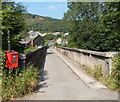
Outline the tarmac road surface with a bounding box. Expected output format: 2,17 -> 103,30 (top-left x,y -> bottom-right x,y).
18,48 -> 118,100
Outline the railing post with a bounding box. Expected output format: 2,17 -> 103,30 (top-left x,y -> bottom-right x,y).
19,54 -> 26,70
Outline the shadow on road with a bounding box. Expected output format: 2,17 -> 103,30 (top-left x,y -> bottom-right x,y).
41,70 -> 49,82
34,49 -> 53,93
38,51 -> 47,80
46,52 -> 54,56
34,70 -> 49,93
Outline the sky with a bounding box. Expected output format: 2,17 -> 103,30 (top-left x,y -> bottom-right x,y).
22,2 -> 68,19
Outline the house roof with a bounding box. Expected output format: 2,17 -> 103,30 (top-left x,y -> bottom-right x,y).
19,35 -> 43,44
20,31 -> 44,44
19,38 -> 31,44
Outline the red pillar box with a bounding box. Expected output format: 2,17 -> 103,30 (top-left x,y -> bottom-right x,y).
5,50 -> 18,68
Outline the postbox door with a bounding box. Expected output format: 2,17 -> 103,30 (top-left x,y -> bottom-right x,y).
11,54 -> 18,68
5,51 -> 18,68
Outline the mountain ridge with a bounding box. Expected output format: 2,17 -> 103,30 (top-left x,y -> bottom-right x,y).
24,13 -> 68,33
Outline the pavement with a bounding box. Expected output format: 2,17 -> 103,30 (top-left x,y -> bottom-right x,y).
17,47 -> 118,100
54,49 -> 107,89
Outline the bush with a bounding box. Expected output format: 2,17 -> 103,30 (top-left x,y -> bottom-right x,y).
2,66 -> 39,101
82,64 -> 103,80
94,65 -> 103,80
105,54 -> 120,91
82,60 -> 119,91
104,76 -> 118,91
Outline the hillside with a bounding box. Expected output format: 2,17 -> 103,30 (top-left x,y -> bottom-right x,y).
24,13 -> 69,33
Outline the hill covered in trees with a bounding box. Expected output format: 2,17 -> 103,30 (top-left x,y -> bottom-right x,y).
24,13 -> 69,33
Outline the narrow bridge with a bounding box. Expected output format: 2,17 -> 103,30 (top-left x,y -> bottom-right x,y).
19,47 -> 118,100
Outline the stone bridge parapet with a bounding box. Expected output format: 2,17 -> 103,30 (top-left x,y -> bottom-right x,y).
55,46 -> 120,77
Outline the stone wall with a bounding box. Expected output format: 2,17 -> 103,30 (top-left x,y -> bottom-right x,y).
55,46 -> 119,77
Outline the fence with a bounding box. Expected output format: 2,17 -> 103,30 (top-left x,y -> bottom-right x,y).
19,47 -> 47,70
55,46 -> 119,78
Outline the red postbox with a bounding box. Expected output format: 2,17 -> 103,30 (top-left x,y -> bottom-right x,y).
5,50 -> 18,68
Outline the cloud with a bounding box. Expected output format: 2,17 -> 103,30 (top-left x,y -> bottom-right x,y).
48,5 -> 57,9
48,5 -> 64,10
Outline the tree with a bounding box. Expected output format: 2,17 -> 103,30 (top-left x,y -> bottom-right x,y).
43,34 -> 56,41
102,2 -> 120,51
2,2 -> 26,51
63,2 -> 119,51
24,14 -> 69,33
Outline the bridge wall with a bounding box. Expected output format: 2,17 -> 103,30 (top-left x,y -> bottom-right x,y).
19,47 -> 47,70
55,46 -> 119,77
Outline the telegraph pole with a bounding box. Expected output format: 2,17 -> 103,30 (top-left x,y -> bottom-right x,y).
7,30 -> 11,51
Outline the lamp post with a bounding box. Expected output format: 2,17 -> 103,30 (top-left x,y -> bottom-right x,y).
7,30 -> 11,51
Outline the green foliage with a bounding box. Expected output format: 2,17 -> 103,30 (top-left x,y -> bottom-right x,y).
45,42 -> 52,47
24,47 -> 37,53
104,76 -> 118,90
24,13 -> 69,33
54,42 -> 58,46
94,65 -> 103,80
82,55 -> 120,91
1,48 -> 42,101
2,67 -> 39,101
103,11 -> 120,51
82,64 -> 103,80
43,34 -> 56,41
64,2 -> 120,51
105,54 -> 120,90
0,51 -> 3,93
57,44 -> 68,47
11,33 -> 25,53
2,2 -> 26,51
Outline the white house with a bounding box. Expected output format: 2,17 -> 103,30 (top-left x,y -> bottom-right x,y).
56,38 -> 62,44
53,32 -> 61,36
64,33 -> 69,36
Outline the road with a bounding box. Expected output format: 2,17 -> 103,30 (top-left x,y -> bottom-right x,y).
19,48 -> 118,100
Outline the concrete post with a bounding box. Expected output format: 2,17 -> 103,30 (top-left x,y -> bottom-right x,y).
19,54 -> 26,70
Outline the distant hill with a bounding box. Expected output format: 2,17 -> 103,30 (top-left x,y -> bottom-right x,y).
24,13 -> 69,33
